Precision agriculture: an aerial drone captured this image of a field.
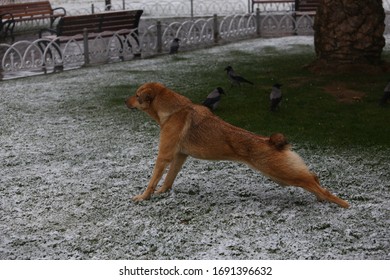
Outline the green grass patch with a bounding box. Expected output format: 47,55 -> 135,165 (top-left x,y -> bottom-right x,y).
101,46 -> 390,148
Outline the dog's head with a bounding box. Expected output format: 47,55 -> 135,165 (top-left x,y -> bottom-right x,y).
125,83 -> 160,111
126,82 -> 193,125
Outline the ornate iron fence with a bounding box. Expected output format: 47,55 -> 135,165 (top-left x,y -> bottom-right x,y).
1,11 -> 318,79
3,1 -> 390,35
2,1 -> 390,33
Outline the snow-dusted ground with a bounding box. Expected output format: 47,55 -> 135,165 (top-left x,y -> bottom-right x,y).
1,36 -> 389,259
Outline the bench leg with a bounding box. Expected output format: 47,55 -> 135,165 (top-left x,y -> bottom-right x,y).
125,31 -> 141,58
109,35 -> 125,61
37,40 -> 64,73
112,33 -> 141,61
1,19 -> 15,42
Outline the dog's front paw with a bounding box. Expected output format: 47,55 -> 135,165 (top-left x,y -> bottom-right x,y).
155,187 -> 169,195
132,193 -> 151,202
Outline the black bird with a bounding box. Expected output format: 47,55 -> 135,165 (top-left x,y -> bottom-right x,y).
169,38 -> 180,54
202,87 -> 225,111
224,66 -> 253,87
380,80 -> 390,106
270,83 -> 282,111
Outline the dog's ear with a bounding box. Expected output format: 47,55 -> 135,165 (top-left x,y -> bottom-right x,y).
136,87 -> 154,106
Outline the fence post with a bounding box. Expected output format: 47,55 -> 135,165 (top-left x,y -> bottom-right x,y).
91,4 -> 95,14
105,0 -> 112,11
123,0 -> 126,10
256,8 -> 261,36
190,0 -> 194,20
156,21 -> 162,54
83,28 -> 90,66
213,14 -> 219,44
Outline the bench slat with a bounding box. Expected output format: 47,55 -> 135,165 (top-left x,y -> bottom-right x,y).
58,15 -> 101,36
0,1 -> 53,18
252,0 -> 294,3
251,0 -> 319,13
1,1 -> 66,40
54,10 -> 143,38
0,1 -> 66,26
39,10 -> 143,44
295,0 -> 320,11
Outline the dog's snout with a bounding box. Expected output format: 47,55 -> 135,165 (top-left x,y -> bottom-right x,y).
125,97 -> 132,109
125,96 -> 137,110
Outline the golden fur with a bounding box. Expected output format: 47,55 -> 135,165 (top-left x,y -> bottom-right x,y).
125,82 -> 349,208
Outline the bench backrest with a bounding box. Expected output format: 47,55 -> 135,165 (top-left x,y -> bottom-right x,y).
252,0 -> 294,3
295,0 -> 320,12
251,0 -> 319,12
0,1 -> 53,20
56,10 -> 143,37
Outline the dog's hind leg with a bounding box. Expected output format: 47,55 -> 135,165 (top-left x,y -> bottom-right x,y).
267,171 -> 350,208
249,147 -> 349,208
155,153 -> 188,195
298,174 -> 350,208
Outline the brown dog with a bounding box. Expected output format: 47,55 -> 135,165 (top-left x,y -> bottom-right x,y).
125,82 -> 349,208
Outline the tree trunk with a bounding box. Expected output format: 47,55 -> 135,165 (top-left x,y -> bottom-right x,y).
313,0 -> 385,68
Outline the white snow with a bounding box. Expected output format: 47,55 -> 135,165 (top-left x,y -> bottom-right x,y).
0,36 -> 389,259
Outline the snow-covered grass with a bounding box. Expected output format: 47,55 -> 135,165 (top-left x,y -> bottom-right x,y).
1,36 -> 389,259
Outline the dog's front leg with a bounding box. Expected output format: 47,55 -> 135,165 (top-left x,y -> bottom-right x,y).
132,157 -> 170,202
156,153 -> 188,195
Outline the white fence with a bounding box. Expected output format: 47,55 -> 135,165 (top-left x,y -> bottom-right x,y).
1,11 -> 317,79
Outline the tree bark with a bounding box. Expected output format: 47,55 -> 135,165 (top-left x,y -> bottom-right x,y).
313,0 -> 385,67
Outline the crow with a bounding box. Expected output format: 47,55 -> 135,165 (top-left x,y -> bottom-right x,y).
202,87 -> 225,111
380,80 -> 390,106
270,83 -> 282,112
225,66 -> 253,87
169,38 -> 180,54
380,92 -> 390,106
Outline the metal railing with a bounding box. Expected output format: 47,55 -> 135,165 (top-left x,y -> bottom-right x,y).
0,10 -> 317,79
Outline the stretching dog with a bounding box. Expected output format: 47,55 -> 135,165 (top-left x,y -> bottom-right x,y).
125,82 -> 349,208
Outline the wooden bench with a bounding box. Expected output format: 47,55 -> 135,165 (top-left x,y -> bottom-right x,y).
251,0 -> 319,14
38,10 -> 143,68
295,0 -> 320,15
251,0 -> 294,12
0,1 -> 66,40
39,10 -> 143,43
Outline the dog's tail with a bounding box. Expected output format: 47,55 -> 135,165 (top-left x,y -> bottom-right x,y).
269,133 -> 289,151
